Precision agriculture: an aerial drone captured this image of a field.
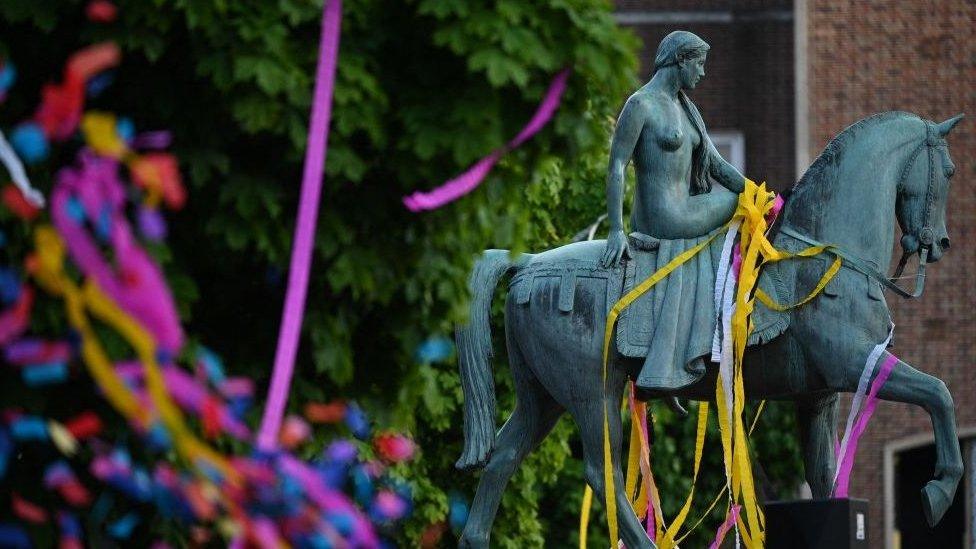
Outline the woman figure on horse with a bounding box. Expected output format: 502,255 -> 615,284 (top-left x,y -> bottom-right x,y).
602,30 -> 748,392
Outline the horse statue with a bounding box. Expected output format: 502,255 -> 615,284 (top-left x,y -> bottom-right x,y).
454,111 -> 964,548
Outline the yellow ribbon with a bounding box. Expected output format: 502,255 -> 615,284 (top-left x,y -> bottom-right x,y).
600,231 -> 723,546
657,401 -> 708,549
580,390 -> 665,549
31,226 -> 239,485
723,180 -> 771,547
585,178 -> 842,548
675,400 -> 766,544
579,485 -> 593,548
721,181 -> 844,548
755,252 -> 841,312
629,395 -> 663,542
80,112 -> 129,159
625,411 -> 641,508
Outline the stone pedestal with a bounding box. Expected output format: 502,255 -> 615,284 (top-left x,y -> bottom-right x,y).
764,498 -> 868,549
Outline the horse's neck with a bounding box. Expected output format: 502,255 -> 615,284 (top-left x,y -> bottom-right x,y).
785,137 -> 907,271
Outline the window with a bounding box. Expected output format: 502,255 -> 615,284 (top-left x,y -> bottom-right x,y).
885,432 -> 976,548
709,130 -> 746,180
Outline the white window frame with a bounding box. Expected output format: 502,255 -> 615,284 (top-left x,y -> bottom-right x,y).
883,425 -> 976,548
709,130 -> 746,174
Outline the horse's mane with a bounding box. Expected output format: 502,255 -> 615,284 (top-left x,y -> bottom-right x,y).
790,111 -> 921,194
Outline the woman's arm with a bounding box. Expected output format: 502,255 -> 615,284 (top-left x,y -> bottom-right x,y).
707,143 -> 746,193
607,96 -> 646,232
602,96 -> 646,267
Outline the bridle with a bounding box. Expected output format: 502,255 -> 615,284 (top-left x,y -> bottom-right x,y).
780,121 -> 946,300
888,121 -> 947,298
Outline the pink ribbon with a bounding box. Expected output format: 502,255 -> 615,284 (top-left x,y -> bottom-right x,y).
628,387 -> 656,537
833,353 -> 899,497
402,69 -> 570,212
51,153 -> 184,352
708,504 -> 741,549
115,362 -> 251,440
765,194 -> 784,225
833,324 -> 893,491
256,0 -> 342,451
0,288 -> 33,346
277,454 -> 380,547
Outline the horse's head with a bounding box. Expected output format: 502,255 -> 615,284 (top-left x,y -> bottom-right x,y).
896,114 -> 964,263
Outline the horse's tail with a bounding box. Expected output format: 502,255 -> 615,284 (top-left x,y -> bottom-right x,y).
455,249 -> 524,471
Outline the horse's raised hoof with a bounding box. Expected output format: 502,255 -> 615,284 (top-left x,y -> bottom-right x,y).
921,480 -> 953,527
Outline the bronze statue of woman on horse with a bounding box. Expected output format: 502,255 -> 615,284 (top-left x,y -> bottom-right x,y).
602,30 -> 748,394
454,29 -> 964,549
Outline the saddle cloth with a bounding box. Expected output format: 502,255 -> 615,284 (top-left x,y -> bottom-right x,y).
616,231 -> 791,359
505,231 -> 792,380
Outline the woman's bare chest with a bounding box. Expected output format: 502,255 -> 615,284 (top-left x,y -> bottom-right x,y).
639,97 -> 701,155
668,101 -> 701,150
681,107 -> 701,149
632,110 -> 698,183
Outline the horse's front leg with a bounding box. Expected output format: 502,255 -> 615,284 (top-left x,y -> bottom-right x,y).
872,353 -> 963,526
795,393 -> 839,497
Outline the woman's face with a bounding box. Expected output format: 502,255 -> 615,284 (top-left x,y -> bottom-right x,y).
680,53 -> 706,89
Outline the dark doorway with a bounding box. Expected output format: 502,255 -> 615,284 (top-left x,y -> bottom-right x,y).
894,443 -> 966,546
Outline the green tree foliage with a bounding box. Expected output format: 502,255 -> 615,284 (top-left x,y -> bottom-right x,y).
1,1 -> 802,546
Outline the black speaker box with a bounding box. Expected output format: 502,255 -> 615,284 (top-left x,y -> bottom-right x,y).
764,498 -> 869,549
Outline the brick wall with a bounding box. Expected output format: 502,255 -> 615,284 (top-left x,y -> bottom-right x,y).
617,4 -> 796,189
805,0 -> 976,545
617,0 -> 791,11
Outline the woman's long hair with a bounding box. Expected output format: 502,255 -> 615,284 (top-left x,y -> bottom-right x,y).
653,30 -> 713,195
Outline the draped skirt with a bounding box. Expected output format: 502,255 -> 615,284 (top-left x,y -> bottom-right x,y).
632,230 -> 726,391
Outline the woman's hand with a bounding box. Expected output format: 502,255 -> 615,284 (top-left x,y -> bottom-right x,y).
601,229 -> 630,268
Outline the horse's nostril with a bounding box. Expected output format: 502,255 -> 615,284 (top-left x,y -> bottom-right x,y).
940,237 -> 951,250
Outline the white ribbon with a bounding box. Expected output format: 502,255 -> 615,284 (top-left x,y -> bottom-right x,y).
831,321 -> 895,490
711,222 -> 741,547
712,220 -> 742,360
0,129 -> 44,207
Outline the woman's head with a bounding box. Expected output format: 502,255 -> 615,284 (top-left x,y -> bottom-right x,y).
653,30 -> 710,89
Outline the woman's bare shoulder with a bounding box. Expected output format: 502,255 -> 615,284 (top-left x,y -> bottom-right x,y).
622,89 -> 669,117
626,90 -> 680,150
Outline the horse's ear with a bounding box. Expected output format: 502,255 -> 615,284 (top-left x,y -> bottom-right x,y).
936,113 -> 965,137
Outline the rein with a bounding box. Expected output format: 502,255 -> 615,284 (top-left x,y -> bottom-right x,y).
779,121 -> 944,300
778,225 -> 928,299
